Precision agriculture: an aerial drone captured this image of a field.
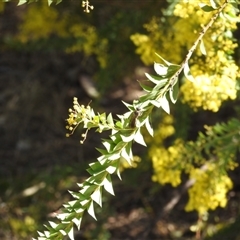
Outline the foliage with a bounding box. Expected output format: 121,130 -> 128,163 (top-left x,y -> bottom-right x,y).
3,0 -> 240,239
131,0 -> 240,112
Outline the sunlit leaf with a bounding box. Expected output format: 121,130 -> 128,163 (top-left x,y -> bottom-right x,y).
199,39 -> 207,55
160,95 -> 170,114
145,116 -> 154,137
18,0 -> 27,5
120,132 -> 135,142
91,187 -> 102,207
145,73 -> 167,85
155,53 -> 173,66
209,0 -> 218,9
199,3 -> 215,12
138,81 -> 153,92
67,227 -> 74,240
134,129 -> 146,146
72,217 -> 82,230
103,174 -> 114,195
169,81 -> 179,104
150,99 -> 161,108
121,145 -> 132,165
87,201 -> 97,220
154,62 -> 168,76
183,62 -> 195,82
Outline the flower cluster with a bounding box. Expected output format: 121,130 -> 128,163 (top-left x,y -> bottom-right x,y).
149,114 -> 185,187
185,163 -> 233,215
131,0 -> 239,112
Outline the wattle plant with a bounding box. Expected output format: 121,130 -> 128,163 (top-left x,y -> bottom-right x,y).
5,0 -> 240,239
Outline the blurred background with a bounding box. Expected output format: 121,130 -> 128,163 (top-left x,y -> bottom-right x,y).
0,1 -> 240,239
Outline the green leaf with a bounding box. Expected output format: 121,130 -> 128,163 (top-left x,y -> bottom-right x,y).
87,201 -> 97,220
107,113 -> 114,126
169,81 -> 179,104
183,62 -> 195,82
199,39 -> 207,55
48,0 -> 53,5
145,116 -> 154,137
150,99 -> 162,108
134,129 -> 146,146
155,53 -> 173,66
166,64 -> 181,77
102,139 -> 114,152
209,0 -> 218,9
160,95 -> 170,114
91,187 -> 102,207
154,62 -> 168,76
120,131 -> 135,142
67,227 -> 74,240
72,217 -> 82,230
103,174 -> 114,195
121,145 -> 132,165
18,0 -> 27,5
145,73 -> 167,85
138,81 -> 153,92
199,3 -> 215,12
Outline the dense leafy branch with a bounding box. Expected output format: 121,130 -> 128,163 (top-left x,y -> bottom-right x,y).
29,1 -> 235,239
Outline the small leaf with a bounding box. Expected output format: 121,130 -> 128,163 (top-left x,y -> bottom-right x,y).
169,81 -> 179,104
67,227 -> 74,240
145,73 -> 166,85
155,53 -> 173,66
103,174 -> 114,195
120,132 -> 135,142
18,0 -> 27,5
183,62 -> 195,82
145,116 -> 154,137
209,0 -> 218,9
160,95 -> 170,114
138,81 -> 153,92
134,129 -> 146,146
121,145 -> 132,165
199,39 -> 207,55
199,3 -> 215,12
91,187 -> 102,207
48,0 -> 53,5
72,217 -> 82,230
87,201 -> 97,220
150,99 -> 162,108
154,62 -> 168,76
107,113 -> 114,126
49,221 -> 58,229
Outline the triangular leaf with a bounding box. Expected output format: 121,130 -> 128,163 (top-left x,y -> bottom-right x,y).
87,201 -> 97,220
145,73 -> 166,85
199,3 -> 215,12
102,174 -> 114,195
18,0 -> 27,5
48,0 -> 53,5
67,227 -> 74,240
160,95 -> 170,114
121,145 -> 132,165
199,39 -> 207,55
183,62 -> 195,82
169,81 -> 179,104
72,217 -> 82,230
155,53 -> 173,66
154,62 -> 168,76
134,129 -> 146,146
209,0 -> 219,9
145,116 -> 154,137
91,187 -> 102,207
138,81 -> 153,92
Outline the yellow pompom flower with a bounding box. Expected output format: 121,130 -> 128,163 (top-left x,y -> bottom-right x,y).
185,163 -> 233,215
